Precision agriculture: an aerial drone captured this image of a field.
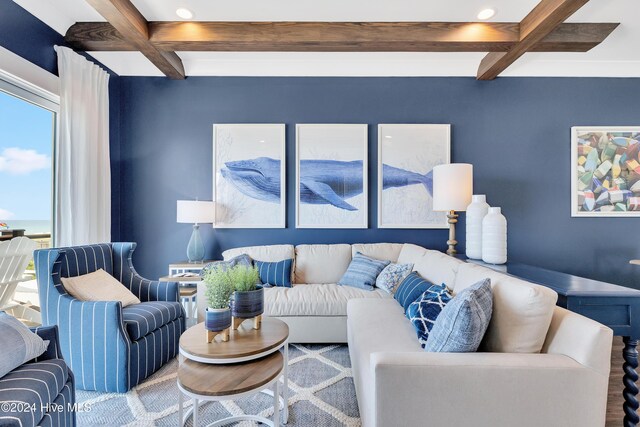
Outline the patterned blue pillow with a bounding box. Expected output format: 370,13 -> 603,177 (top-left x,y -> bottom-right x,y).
200,254 -> 253,277
255,259 -> 293,288
425,278 -> 493,353
406,286 -> 453,348
338,252 -> 391,291
394,272 -> 437,312
376,263 -> 414,293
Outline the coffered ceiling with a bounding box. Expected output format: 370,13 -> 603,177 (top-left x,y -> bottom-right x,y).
13,0 -> 640,77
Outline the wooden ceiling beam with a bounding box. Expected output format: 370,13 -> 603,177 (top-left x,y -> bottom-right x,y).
84,0 -> 184,79
65,21 -> 617,53
477,0 -> 596,80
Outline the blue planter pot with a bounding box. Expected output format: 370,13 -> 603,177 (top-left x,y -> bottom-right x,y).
205,308 -> 231,332
231,286 -> 264,319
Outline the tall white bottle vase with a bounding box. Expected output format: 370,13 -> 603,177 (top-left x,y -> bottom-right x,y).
482,207 -> 507,265
465,195 -> 490,260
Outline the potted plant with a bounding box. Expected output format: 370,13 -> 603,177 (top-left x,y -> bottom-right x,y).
229,265 -> 264,330
203,265 -> 235,342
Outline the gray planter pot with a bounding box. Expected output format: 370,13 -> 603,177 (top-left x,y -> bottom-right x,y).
205,307 -> 232,332
231,285 -> 264,319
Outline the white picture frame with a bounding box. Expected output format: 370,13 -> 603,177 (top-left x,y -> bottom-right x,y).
213,124 -> 286,228
571,126 -> 640,217
377,124 -> 451,229
296,124 -> 368,229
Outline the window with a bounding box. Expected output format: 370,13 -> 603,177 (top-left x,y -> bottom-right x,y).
0,72 -> 58,249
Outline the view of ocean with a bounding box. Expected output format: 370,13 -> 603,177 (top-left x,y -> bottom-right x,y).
1,220 -> 51,234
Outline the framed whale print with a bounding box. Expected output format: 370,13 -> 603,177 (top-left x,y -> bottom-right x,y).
296,124 -> 368,229
213,124 -> 286,228
571,126 -> 640,217
378,124 -> 450,228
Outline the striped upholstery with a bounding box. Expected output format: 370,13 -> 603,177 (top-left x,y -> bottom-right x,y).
255,259 -> 293,287
394,272 -> 437,312
0,326 -> 76,427
122,301 -> 183,340
35,243 -> 185,393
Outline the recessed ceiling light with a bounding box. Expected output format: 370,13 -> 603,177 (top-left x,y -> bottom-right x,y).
176,7 -> 194,20
385,135 -> 393,139
477,8 -> 496,20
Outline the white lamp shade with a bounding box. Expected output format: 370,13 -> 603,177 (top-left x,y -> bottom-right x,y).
432,163 -> 473,212
176,200 -> 216,224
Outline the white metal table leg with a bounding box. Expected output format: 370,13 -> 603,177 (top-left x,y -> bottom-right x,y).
283,341 -> 289,423
178,388 -> 183,426
193,397 -> 198,427
273,379 -> 280,427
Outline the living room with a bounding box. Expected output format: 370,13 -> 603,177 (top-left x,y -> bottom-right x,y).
0,0 -> 639,426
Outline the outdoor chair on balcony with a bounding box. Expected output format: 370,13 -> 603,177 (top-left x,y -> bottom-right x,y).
0,236 -> 40,324
35,242 -> 185,392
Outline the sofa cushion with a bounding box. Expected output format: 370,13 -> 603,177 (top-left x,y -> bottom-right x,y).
200,254 -> 253,277
122,301 -> 183,341
0,312 -> 48,378
406,285 -> 453,348
351,243 -> 403,262
256,259 -> 293,287
412,250 -> 463,288
294,244 -> 352,284
224,245 -> 295,283
397,243 -> 428,264
394,272 -> 436,312
376,263 -> 414,293
264,284 -> 390,317
454,263 -> 558,353
0,359 -> 70,427
338,252 -> 391,291
425,279 -> 493,353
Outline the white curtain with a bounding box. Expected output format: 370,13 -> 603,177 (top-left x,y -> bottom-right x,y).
54,46 -> 111,246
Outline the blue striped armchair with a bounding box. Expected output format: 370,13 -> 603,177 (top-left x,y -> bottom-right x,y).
34,243 -> 185,393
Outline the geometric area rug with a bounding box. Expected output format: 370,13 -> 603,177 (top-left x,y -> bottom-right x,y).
76,344 -> 361,426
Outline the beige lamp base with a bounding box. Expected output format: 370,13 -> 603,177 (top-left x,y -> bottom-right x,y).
446,210 -> 459,256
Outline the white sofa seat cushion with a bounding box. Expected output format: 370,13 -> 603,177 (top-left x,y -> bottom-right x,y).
352,243 -> 403,262
294,244 -> 352,284
454,263 -> 558,354
265,284 -> 390,317
347,298 -> 422,427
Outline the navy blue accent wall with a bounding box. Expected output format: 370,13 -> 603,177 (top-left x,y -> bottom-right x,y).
119,76 -> 640,288
0,1 -> 122,240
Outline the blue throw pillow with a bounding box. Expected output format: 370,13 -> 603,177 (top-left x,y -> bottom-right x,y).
255,259 -> 293,288
394,272 -> 437,312
376,263 -> 414,293
337,252 -> 391,291
424,278 -> 493,353
0,312 -> 48,378
406,286 -> 453,348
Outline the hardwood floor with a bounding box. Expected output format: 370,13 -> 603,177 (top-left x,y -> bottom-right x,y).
607,336 -> 636,426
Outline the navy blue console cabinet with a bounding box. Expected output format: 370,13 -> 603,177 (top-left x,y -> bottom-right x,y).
462,258 -> 640,426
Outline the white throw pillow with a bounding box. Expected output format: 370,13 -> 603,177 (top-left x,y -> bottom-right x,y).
61,269 -> 141,307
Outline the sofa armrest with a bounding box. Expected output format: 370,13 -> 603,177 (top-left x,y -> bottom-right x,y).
370,352 -> 609,427
29,325 -> 63,361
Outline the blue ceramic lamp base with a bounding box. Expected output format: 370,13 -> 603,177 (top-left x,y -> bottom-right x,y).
187,224 -> 205,263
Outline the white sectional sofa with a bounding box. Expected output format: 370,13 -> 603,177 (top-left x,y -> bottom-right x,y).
197,242 -> 613,427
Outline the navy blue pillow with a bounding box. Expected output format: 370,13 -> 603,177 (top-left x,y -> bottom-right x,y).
394,272 -> 437,312
406,285 -> 453,348
255,259 -> 293,288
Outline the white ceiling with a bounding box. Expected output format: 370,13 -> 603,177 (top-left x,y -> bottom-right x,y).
12,0 -> 640,77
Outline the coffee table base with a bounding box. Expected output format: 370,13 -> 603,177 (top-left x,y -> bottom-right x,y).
178,378 -> 282,427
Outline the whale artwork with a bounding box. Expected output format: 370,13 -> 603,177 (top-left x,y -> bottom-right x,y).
221,158 -> 432,211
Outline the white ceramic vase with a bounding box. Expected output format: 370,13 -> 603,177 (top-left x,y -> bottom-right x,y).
465,195 -> 490,260
482,207 -> 507,265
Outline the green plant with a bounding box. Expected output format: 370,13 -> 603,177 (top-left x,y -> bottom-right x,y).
229,264 -> 260,292
203,266 -> 234,309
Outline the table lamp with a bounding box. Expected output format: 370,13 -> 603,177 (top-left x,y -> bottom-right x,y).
177,200 -> 216,263
432,163 -> 473,256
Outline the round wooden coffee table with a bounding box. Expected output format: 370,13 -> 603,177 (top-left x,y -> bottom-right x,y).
178,352 -> 283,427
178,317 -> 289,426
